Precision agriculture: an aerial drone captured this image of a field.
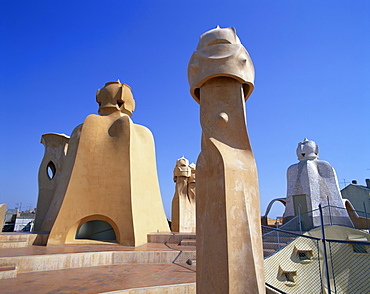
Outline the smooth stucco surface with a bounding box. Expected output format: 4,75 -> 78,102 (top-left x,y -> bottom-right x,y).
188,27 -> 265,294
37,81 -> 169,246
0,204 -> 6,230
34,133 -> 69,232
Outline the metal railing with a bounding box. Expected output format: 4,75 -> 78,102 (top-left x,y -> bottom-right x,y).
263,205 -> 370,293
272,204 -> 370,234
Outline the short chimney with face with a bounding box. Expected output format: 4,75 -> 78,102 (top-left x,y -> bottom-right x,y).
366,179 -> 370,188
352,180 -> 358,185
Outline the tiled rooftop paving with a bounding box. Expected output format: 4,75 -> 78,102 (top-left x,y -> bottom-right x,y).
0,234 -> 197,294
0,263 -> 196,294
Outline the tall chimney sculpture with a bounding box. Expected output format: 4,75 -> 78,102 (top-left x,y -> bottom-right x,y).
188,27 -> 265,293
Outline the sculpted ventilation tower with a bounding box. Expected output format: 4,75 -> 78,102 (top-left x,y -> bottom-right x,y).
284,138 -> 352,228
171,156 -> 196,232
34,133 -> 69,232
188,27 -> 265,293
188,163 -> 196,204
35,81 -> 170,246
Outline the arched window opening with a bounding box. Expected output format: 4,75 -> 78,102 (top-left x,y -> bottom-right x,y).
75,220 -> 116,242
47,161 -> 56,180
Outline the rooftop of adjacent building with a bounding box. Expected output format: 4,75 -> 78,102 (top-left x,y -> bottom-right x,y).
342,179 -> 370,191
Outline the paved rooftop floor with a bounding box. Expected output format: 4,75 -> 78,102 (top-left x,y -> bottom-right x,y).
0,263 -> 196,294
0,239 -> 196,293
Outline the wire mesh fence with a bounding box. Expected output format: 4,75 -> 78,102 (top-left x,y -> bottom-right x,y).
318,205 -> 362,229
263,221 -> 370,293
327,239 -> 370,293
273,204 -> 370,235
263,226 -> 323,293
262,226 -> 301,258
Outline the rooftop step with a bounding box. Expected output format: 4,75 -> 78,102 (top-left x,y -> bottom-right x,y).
0,249 -> 196,274
180,239 -> 196,246
0,240 -> 29,249
0,233 -> 49,246
147,232 -> 196,245
0,234 -> 29,242
0,266 -> 17,279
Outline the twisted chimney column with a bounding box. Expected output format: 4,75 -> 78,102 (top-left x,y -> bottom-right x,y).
188,26 -> 265,293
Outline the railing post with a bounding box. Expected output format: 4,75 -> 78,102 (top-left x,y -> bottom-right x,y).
363,202 -> 369,231
276,219 -> 281,250
298,205 -> 302,234
327,196 -> 333,226
319,204 -> 332,294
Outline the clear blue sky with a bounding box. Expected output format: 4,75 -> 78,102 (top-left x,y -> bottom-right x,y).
1,1 -> 369,219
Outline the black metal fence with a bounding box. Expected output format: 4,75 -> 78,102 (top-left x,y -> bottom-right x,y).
263,205 -> 370,293
327,239 -> 370,293
275,204 -> 370,234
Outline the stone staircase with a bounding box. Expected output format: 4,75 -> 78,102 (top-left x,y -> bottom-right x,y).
0,234 -> 32,279
0,234 -> 29,249
0,234 -> 30,249
147,232 -> 196,246
180,238 -> 196,246
0,232 -> 48,249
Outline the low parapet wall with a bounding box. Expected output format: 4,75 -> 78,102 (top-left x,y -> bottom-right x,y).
147,232 -> 196,244
102,283 -> 196,294
0,250 -> 196,274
